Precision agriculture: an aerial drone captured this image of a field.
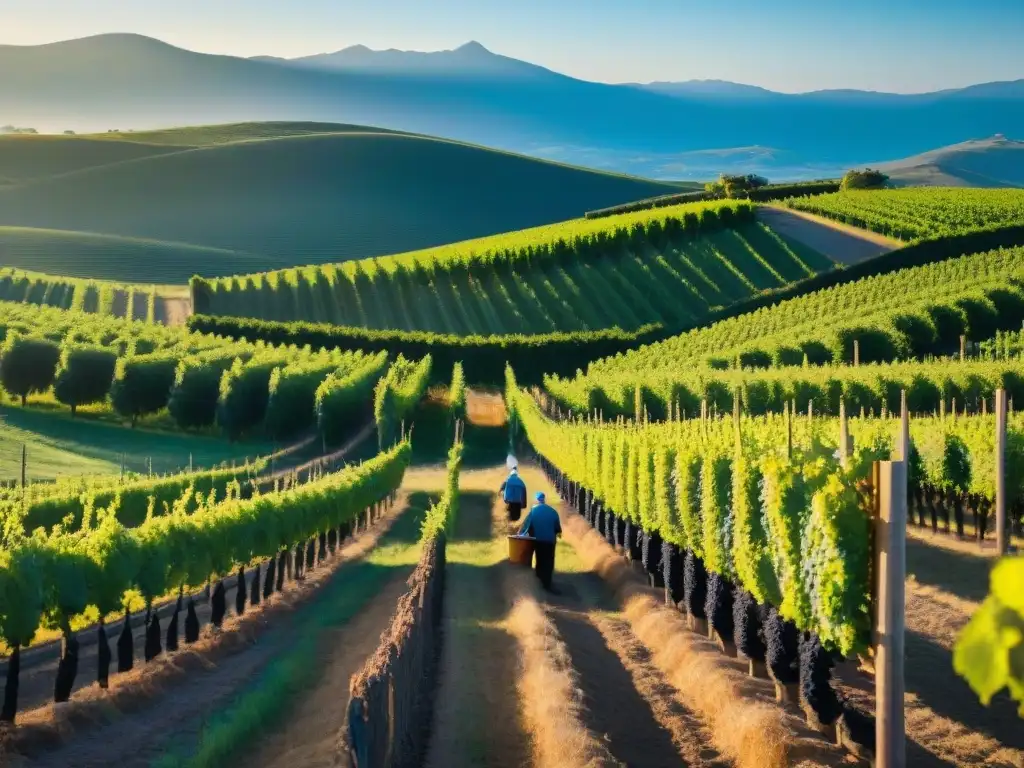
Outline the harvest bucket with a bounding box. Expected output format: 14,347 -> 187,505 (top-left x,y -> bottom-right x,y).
508,535 -> 535,566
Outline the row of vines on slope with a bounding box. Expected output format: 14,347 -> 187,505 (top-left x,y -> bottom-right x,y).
0,301 -> 392,444
0,268 -> 166,322
347,436 -> 463,765
507,366 -> 1022,740
544,358 -> 1024,422
192,199 -> 834,333
784,188 -> 1024,241
585,245 -> 1024,379
0,440 -> 411,722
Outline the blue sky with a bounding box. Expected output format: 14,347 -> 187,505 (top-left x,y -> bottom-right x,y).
3,0 -> 1022,93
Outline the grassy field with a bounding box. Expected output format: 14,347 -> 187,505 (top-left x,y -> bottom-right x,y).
0,229 -> 267,285
201,202 -> 835,333
0,126 -> 678,282
0,405 -> 271,481
785,187 -> 1024,241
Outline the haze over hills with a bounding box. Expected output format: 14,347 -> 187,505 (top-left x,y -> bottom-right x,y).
0,123 -> 677,282
2,33 -> 1023,179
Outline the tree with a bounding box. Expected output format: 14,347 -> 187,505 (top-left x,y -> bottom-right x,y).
53,345 -> 118,416
110,354 -> 178,427
0,335 -> 61,405
841,168 -> 889,190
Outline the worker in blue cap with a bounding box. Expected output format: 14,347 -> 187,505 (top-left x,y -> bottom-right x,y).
518,491 -> 562,590
500,465 -> 527,521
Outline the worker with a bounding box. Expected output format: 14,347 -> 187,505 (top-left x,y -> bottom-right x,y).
519,491 -> 561,591
500,466 -> 527,521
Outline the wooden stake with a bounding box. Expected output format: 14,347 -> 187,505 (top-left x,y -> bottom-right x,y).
996,388 -> 1008,555
839,400 -> 850,470
807,399 -> 813,420
960,334 -> 966,362
853,339 -> 860,367
20,444 -> 27,490
897,390 -> 910,462
875,459 -> 907,768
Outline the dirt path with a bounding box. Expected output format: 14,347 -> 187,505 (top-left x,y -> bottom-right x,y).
4,496 -> 419,768
428,466 -> 718,768
423,479 -> 531,768
548,558 -> 726,768
240,569 -> 417,768
758,205 -> 900,265
152,295 -> 192,326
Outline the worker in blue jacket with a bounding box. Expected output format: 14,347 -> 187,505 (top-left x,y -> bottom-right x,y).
519,491 -> 562,590
500,466 -> 527,521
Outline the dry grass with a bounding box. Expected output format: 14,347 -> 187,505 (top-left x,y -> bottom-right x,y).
465,390 -> 508,428
560,513 -> 850,768
504,569 -> 621,768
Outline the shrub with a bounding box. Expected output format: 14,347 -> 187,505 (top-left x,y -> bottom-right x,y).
110,353 -> 179,426
0,335 -> 61,405
53,344 -> 118,416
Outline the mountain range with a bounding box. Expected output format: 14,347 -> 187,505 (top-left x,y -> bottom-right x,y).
2,33 -> 1022,179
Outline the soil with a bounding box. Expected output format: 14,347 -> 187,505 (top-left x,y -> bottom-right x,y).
546,570 -> 727,767
423,484 -> 532,768
424,466 -> 721,768
153,296 -> 192,327
241,570 -> 416,768
757,206 -> 899,265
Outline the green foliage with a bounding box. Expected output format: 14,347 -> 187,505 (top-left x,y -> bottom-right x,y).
0,441 -> 410,658
954,556 -> 1024,715
189,314 -> 666,387
789,188 -> 1024,240
420,440 -> 464,541
448,362 -> 466,422
315,351 -> 390,447
52,343 -> 118,415
21,458 -> 266,534
547,359 -> 1024,422
374,356 -> 432,448
0,334 -> 60,405
582,246 -> 1024,391
840,169 -> 889,191
110,352 -> 180,425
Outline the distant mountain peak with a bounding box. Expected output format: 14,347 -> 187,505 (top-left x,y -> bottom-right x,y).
455,40 -> 491,54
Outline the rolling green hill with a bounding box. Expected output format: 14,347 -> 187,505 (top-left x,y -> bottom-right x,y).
0,125 -> 679,282
0,227 -> 273,284
196,200 -> 836,334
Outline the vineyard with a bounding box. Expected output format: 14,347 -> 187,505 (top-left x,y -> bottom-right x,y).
582,244 -> 1024,378
193,199 -> 834,331
2,142 -> 1024,768
784,188 -> 1024,241
0,265 -> 189,323
544,357 -> 1024,422
0,300 -> 414,446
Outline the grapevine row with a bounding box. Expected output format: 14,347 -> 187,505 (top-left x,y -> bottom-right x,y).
586,245 -> 1024,378
544,358 -> 1024,422
0,440 -> 411,722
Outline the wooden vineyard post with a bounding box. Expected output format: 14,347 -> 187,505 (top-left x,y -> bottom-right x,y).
839,400 -> 850,470
20,443 -> 26,490
960,334 -> 966,361
996,388 -> 1009,555
853,339 -> 860,367
874,458 -> 907,768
